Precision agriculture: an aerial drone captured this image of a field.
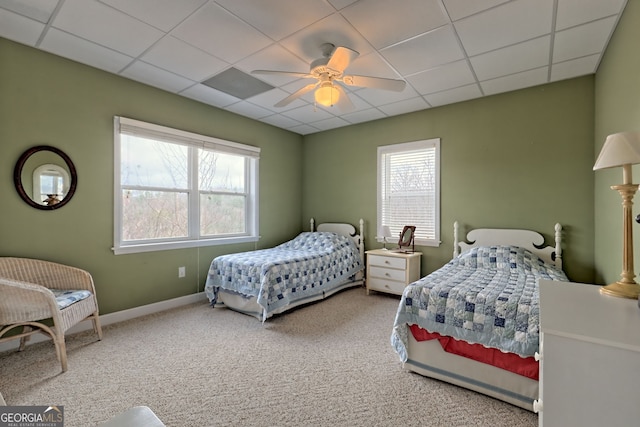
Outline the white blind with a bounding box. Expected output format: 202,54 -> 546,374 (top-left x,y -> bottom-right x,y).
378,139 -> 440,246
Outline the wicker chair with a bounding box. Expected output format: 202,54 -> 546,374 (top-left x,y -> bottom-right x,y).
0,257 -> 102,372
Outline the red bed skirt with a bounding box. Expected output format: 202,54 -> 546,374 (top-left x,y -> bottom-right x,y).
409,324 -> 539,380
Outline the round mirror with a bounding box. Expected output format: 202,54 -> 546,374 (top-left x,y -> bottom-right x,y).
14,145 -> 77,210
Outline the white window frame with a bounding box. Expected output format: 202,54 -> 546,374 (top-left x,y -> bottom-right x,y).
377,138 -> 440,248
113,116 -> 260,255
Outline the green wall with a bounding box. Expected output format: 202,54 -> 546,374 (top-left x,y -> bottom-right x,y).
303,78 -> 595,284
594,0 -> 640,286
3,14 -> 617,316
0,38 -> 303,314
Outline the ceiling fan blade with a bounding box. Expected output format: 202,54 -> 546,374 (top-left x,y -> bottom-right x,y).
333,84 -> 355,112
341,74 -> 406,92
274,82 -> 318,107
326,46 -> 359,73
252,70 -> 313,79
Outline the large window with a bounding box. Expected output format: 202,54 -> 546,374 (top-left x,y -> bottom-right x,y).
113,117 -> 260,254
377,139 -> 440,247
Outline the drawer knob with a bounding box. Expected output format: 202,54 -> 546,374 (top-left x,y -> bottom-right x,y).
533,399 -> 543,413
534,352 -> 542,361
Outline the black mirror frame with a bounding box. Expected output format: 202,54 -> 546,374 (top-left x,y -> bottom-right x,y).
13,145 -> 77,210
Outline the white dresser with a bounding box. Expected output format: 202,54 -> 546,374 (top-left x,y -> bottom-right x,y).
365,249 -> 421,296
537,280 -> 640,427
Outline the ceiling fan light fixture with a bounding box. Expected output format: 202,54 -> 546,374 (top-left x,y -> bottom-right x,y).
315,83 -> 339,107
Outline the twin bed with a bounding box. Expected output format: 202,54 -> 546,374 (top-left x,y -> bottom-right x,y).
205,218 -> 567,411
204,219 -> 364,321
391,222 -> 568,410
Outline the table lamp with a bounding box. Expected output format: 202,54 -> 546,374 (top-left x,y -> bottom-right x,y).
378,225 -> 392,250
593,131 -> 640,299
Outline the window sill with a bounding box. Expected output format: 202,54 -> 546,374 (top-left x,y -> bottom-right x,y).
113,235 -> 259,255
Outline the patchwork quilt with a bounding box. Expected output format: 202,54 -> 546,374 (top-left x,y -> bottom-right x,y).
391,245 -> 568,361
205,231 -> 363,320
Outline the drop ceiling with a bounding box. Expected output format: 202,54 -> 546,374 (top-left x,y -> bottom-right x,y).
0,0 -> 628,135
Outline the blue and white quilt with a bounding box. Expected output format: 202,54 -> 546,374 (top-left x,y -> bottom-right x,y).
391,245 -> 568,361
204,231 -> 363,320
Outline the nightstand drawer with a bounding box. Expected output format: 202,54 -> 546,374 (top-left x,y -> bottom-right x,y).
368,265 -> 406,282
368,254 -> 406,270
365,249 -> 421,297
367,277 -> 407,295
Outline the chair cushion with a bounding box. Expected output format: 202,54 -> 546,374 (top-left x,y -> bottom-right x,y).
51,289 -> 92,310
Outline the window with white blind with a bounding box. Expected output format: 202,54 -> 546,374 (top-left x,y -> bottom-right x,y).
113,116 -> 260,254
377,139 -> 440,247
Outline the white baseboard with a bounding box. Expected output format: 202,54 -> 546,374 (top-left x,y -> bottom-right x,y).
0,292 -> 208,353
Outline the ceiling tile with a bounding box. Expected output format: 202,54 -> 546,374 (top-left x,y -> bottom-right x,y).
327,0 -> 358,10
234,44 -> 311,86
381,26 -> 464,76
407,60 -> 476,95
442,0 -> 510,21
470,36 -> 550,81
556,0 -> 627,31
424,84 -> 483,106
180,84 -> 240,108
455,0 -> 554,56
553,17 -> 617,63
258,114 -> 302,129
140,36 -> 228,81
377,97 -> 431,116
279,13 -> 374,61
308,116 -> 350,131
341,0 -> 448,49
551,54 -> 600,82
225,101 -> 273,119
288,124 -> 321,135
40,28 -> 134,73
346,52 -> 402,80
247,88 -> 302,110
0,8 -> 45,46
213,0 -> 334,41
171,2 -> 272,63
121,61 -> 195,93
340,107 -> 386,124
282,104 -> 334,123
52,0 -> 163,57
0,0 -> 627,133
100,0 -> 208,32
0,0 -> 58,23
354,84 -> 418,106
480,67 -> 549,95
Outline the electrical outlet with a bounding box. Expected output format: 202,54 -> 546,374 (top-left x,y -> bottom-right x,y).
178,266 -> 186,278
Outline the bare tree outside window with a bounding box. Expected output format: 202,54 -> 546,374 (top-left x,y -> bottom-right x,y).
114,116 -> 260,254
378,139 -> 440,247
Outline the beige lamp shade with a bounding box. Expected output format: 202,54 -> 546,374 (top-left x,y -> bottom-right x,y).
594,132 -> 640,180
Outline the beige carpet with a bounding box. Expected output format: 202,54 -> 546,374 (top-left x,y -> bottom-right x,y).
0,287 -> 537,427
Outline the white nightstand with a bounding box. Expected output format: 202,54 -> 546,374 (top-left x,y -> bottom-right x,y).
365,249 -> 421,296
536,280 -> 640,426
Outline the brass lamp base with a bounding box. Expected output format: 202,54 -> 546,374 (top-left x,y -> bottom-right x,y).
599,281 -> 640,299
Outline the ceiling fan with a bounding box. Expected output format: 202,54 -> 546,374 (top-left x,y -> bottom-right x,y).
252,43 -> 406,112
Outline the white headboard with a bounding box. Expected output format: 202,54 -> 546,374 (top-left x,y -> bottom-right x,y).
453,221 -> 563,269
310,218 -> 365,260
